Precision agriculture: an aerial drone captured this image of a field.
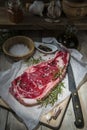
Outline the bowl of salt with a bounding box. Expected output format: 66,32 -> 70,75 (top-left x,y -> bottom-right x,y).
2,36 -> 35,61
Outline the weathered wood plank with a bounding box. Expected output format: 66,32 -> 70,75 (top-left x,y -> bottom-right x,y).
21,30 -> 42,41
78,83 -> 87,129
6,112 -> 27,130
0,107 -> 8,130
0,7 -> 87,30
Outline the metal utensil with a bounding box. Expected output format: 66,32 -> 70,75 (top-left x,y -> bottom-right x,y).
68,63 -> 84,128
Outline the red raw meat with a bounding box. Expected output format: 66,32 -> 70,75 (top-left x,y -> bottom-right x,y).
9,51 -> 70,106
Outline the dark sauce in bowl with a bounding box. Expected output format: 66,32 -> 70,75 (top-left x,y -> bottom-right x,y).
38,45 -> 52,52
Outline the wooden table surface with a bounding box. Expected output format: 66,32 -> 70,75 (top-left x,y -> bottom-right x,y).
0,31 -> 87,130
0,7 -> 87,30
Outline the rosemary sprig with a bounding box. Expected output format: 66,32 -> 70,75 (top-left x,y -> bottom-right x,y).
37,82 -> 65,107
53,66 -> 65,80
53,72 -> 62,80
25,56 -> 43,66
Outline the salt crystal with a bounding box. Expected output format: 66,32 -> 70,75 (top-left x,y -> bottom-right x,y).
9,44 -> 30,56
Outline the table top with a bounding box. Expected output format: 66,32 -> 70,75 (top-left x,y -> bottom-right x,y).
0,7 -> 87,30
0,31 -> 87,130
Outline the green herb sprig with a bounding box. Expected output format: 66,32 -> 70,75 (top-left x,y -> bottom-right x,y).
25,56 -> 44,66
37,82 -> 65,107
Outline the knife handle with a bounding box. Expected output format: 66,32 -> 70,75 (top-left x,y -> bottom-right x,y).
71,90 -> 84,128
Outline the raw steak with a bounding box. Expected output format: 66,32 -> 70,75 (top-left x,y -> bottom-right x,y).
9,51 -> 70,106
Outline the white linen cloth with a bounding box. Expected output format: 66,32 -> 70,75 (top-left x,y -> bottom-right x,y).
0,38 -> 87,130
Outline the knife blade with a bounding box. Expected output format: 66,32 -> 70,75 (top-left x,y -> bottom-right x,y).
68,63 -> 84,128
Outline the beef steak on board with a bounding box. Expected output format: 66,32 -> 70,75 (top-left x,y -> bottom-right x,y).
9,51 -> 70,106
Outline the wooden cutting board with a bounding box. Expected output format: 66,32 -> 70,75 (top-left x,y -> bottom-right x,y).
39,95 -> 71,129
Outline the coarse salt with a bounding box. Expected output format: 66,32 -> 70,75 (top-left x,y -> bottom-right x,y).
9,44 -> 30,56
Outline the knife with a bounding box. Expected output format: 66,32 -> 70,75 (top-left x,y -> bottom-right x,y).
68,63 -> 84,128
